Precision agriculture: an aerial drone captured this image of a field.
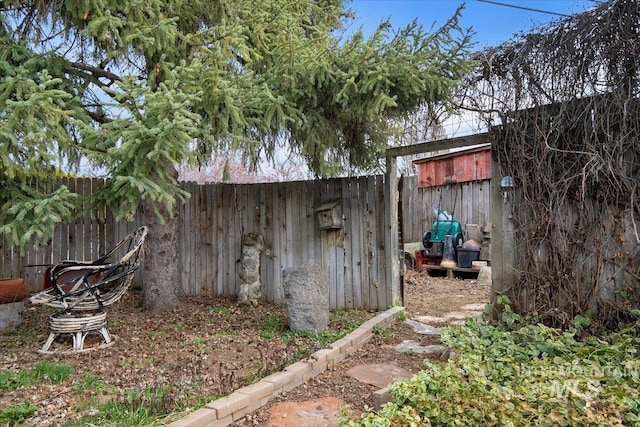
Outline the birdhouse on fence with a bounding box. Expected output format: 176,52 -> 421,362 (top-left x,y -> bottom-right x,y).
315,201 -> 342,230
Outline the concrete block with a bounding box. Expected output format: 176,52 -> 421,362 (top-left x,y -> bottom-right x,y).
261,370 -> 297,392
282,374 -> 304,392
382,307 -> 404,325
309,350 -> 327,369
352,334 -> 373,352
302,363 -> 327,382
347,328 -> 369,347
314,347 -> 341,365
210,414 -> 233,427
284,361 -> 312,377
330,336 -> 352,353
256,394 -> 273,411
373,312 -> 393,327
165,408 -> 217,427
236,381 -> 275,401
231,406 -> 249,422
373,387 -> 392,411
308,356 -> 327,373
205,393 -> 250,420
332,352 -> 347,364
355,320 -> 376,335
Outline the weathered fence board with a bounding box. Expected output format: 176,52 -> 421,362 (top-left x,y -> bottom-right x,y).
365,175 -> 384,310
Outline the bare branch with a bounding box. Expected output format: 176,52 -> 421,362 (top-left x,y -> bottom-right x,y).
70,62 -> 123,84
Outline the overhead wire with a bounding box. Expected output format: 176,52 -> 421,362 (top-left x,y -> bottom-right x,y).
476,0 -> 570,17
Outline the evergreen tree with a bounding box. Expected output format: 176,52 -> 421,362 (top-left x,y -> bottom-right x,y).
0,0 -> 474,309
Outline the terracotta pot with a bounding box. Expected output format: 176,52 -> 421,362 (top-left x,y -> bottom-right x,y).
0,278 -> 29,304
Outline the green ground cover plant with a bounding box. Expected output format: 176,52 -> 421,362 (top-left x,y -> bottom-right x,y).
0,402 -> 38,426
0,362 -> 73,392
342,299 -> 640,426
0,363 -> 73,426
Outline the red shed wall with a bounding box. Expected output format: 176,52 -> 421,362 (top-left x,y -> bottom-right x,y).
415,147 -> 491,188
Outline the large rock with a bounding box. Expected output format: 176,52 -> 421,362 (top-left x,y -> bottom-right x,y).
282,264 -> 329,332
0,301 -> 25,331
238,233 -> 264,306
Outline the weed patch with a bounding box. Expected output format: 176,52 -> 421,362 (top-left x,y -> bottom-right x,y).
0,362 -> 73,392
68,385 -> 175,427
0,402 -> 37,426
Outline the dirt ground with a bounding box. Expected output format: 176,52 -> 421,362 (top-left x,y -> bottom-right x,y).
0,269 -> 491,426
230,269 -> 492,426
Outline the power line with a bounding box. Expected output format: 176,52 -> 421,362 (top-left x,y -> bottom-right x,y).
476,0 -> 570,17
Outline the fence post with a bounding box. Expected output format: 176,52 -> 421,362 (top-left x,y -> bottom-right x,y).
490,148 -> 513,318
385,155 -> 401,309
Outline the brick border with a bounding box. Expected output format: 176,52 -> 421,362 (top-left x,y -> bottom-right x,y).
167,306 -> 404,427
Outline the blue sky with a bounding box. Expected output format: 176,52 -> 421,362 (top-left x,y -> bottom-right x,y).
347,0 -> 597,48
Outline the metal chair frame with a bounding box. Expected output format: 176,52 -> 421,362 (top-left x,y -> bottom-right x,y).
30,226 -> 147,353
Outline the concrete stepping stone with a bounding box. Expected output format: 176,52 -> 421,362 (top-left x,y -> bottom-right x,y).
346,363 -> 413,388
413,310 -> 483,326
404,319 -> 443,335
413,315 -> 447,325
461,303 -> 486,311
394,339 -> 447,356
445,311 -> 481,321
266,397 -> 345,427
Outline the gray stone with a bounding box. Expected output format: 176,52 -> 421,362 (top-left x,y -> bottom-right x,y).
461,303 -> 487,311
440,349 -> 457,361
394,340 -> 448,355
414,311 -> 483,326
404,319 -> 443,336
374,387 -> 391,410
238,233 -> 264,306
444,311 -> 479,320
282,264 -> 329,332
0,301 -> 25,331
346,363 -> 412,388
413,315 -> 447,325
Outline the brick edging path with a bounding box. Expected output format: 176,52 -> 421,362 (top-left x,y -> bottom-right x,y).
167,306 -> 404,427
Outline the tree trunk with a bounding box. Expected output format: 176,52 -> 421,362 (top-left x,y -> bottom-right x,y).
141,204 -> 181,310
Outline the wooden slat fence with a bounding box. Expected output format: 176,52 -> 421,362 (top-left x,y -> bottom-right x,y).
1,176 -> 391,310
401,176 -> 491,243
1,175 -> 490,309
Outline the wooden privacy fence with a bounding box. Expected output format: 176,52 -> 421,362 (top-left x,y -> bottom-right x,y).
0,177 -> 143,293
179,177 -> 389,309
1,176 -> 392,310
401,176 -> 491,243
1,175 -> 491,309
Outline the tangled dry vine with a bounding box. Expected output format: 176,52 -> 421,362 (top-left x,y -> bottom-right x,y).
459,0 -> 640,330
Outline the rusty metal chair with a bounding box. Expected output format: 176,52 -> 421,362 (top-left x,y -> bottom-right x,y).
30,226 -> 147,353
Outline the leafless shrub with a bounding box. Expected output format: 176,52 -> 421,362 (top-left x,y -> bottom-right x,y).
460,0 -> 640,331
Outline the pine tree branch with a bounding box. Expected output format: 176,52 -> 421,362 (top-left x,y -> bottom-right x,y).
85,108 -> 112,124
70,62 -> 123,84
